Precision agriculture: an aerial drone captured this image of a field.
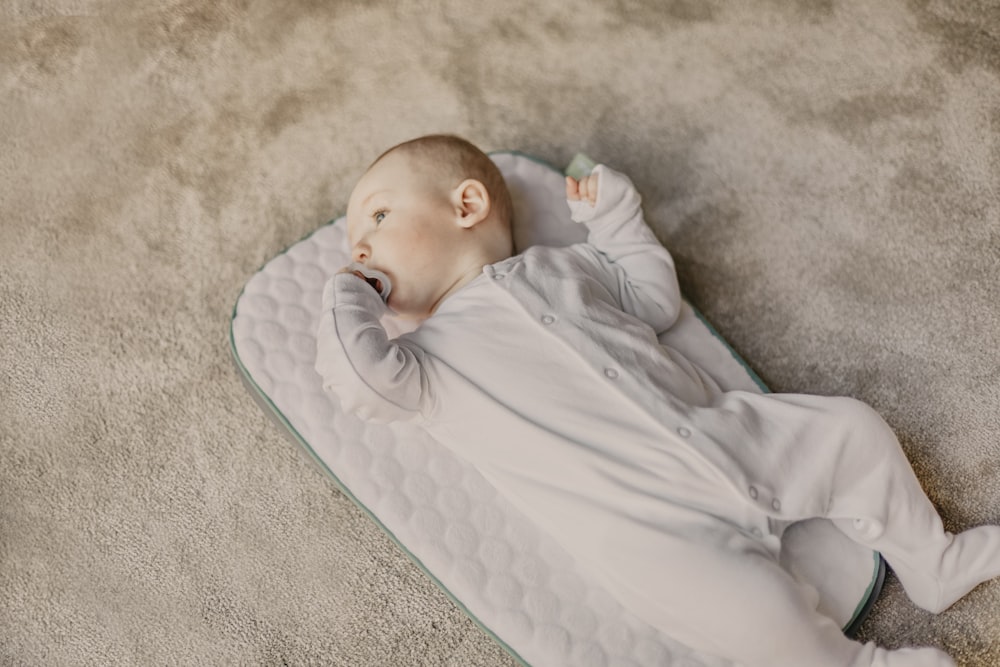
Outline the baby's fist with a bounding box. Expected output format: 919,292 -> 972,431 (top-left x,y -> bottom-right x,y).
566,172 -> 599,206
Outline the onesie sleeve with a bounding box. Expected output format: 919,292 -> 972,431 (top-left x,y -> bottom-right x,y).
567,164 -> 682,334
314,273 -> 432,423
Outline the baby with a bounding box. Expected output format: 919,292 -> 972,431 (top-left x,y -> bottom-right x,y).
315,134 -> 1000,667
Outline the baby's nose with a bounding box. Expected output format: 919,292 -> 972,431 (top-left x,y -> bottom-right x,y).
351,243 -> 369,262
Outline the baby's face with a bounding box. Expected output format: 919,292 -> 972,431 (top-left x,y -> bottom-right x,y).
345,152 -> 469,319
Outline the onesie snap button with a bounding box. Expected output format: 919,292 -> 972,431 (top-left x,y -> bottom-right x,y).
541,314 -> 556,325
748,486 -> 759,500
492,273 -> 506,280
771,498 -> 781,512
604,368 -> 619,379
676,427 -> 691,438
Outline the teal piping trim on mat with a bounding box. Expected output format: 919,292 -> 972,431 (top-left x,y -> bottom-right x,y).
230,150 -> 881,657
843,551 -> 886,638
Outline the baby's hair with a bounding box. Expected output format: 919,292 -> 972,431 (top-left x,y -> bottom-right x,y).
373,134 -> 513,229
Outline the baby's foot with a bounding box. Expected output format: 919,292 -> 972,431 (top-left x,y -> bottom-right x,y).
893,524 -> 1000,613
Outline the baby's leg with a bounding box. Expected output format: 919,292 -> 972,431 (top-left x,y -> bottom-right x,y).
597,520 -> 954,667
821,398 -> 1000,613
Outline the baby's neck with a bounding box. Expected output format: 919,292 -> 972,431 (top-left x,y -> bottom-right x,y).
429,260 -> 491,315
428,226 -> 512,315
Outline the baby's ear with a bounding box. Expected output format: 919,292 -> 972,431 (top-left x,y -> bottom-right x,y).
453,179 -> 491,228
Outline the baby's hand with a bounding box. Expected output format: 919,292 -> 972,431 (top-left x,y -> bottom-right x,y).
338,263 -> 392,302
338,265 -> 375,289
566,172 -> 599,206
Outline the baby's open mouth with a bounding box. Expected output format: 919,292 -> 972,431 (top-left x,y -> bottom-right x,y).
346,262 -> 392,303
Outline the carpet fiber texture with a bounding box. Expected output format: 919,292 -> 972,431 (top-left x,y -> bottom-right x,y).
2,1 -> 998,665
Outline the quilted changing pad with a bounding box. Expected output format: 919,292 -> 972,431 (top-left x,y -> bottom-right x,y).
230,152 -> 884,667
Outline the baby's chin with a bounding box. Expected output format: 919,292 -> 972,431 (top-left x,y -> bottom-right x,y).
385,299 -> 428,321
385,302 -> 416,322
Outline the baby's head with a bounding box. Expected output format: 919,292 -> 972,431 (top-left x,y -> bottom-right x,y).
346,135 -> 514,319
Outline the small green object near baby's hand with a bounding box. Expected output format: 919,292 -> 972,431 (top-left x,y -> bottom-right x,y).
566,172 -> 599,206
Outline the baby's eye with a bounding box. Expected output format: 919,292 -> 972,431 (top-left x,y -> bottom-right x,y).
373,209 -> 387,225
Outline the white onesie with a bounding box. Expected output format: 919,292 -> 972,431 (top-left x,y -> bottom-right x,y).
316,165 -> 993,667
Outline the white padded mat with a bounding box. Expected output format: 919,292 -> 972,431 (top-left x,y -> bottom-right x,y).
230,152 -> 883,667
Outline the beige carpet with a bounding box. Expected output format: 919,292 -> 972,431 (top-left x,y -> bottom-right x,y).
2,1 -> 998,665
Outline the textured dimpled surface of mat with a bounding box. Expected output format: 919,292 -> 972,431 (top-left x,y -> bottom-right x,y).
230,152 -> 883,667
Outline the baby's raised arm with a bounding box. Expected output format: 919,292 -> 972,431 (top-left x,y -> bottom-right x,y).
314,272 -> 432,423
566,165 -> 683,334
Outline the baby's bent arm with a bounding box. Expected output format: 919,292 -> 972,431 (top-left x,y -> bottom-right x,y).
314,273 -> 431,423
568,165 -> 682,334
